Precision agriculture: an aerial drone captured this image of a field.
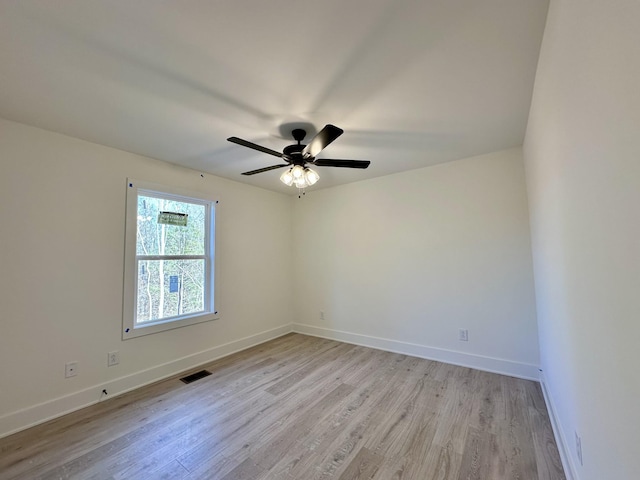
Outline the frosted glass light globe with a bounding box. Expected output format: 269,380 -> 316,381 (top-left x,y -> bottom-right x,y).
304,168 -> 319,186
280,168 -> 294,186
291,165 -> 305,179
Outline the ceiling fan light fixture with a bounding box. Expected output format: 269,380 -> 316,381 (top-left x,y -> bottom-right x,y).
280,165 -> 320,189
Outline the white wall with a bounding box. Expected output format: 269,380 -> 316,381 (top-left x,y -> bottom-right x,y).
0,118 -> 293,437
293,148 -> 540,378
524,0 -> 640,478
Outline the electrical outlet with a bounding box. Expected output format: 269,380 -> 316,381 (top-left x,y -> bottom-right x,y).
458,329 -> 469,342
65,361 -> 78,378
108,351 -> 120,367
320,311 -> 325,320
575,431 -> 583,465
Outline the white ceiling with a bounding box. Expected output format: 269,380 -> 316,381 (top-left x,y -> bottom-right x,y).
0,0 -> 549,195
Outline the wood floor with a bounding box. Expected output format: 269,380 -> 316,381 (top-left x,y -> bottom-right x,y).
0,334 -> 565,480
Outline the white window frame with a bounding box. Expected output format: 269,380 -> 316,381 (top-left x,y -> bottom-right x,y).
122,178 -> 219,339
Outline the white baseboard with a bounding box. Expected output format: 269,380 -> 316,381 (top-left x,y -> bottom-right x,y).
292,323 -> 540,381
1,323 -> 542,440
0,324 -> 292,439
539,372 -> 578,480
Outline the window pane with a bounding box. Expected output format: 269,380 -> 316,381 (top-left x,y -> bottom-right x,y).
136,195 -> 205,256
136,259 -> 205,323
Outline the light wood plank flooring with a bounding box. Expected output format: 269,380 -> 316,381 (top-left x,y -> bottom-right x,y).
0,334 -> 565,479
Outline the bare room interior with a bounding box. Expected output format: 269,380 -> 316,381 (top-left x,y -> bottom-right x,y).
0,1 -> 637,479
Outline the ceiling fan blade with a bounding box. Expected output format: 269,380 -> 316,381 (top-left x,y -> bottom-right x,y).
313,159 -> 371,169
302,124 -> 344,159
241,164 -> 289,176
227,137 -> 283,158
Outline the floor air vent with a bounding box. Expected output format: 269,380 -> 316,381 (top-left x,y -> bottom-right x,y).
180,370 -> 212,384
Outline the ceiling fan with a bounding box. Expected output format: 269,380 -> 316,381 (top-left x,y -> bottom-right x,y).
227,125 -> 370,190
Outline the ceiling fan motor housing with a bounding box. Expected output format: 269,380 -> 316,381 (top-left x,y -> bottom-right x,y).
283,143 -> 306,164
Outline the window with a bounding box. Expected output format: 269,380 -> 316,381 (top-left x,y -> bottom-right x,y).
123,179 -> 218,339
